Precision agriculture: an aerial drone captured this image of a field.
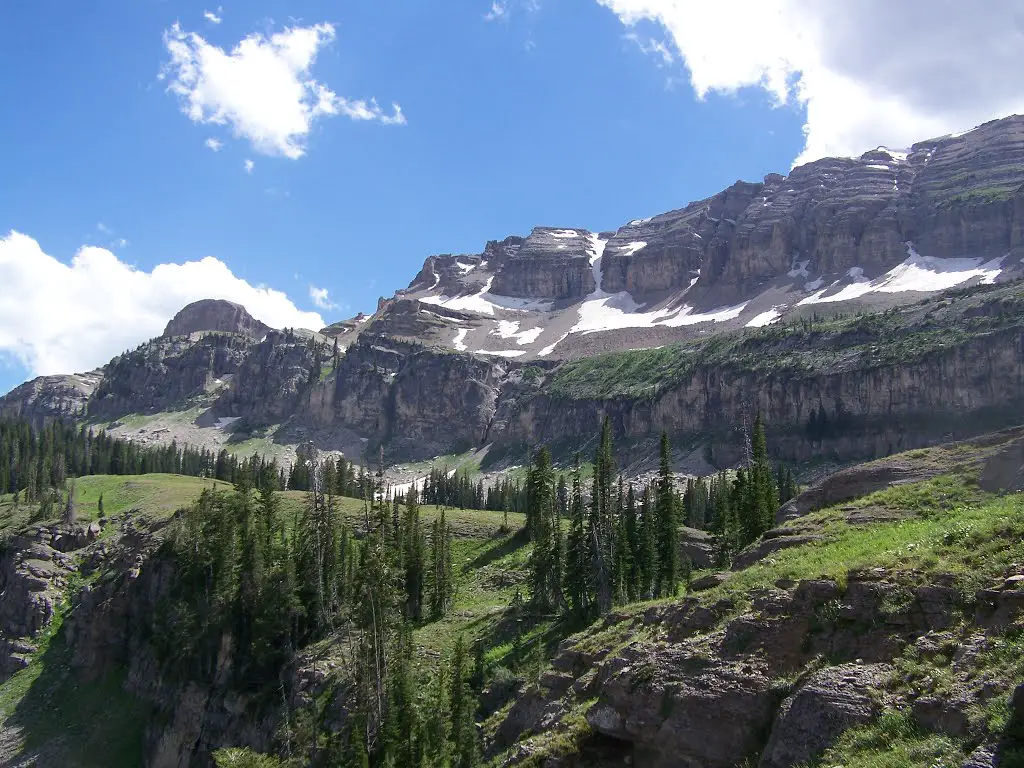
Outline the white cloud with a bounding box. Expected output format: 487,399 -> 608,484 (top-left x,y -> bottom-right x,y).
244,158 -> 255,173
0,231 -> 324,378
114,238 -> 129,248
205,137 -> 224,151
624,32 -> 673,66
485,2 -> 508,21
161,21 -> 405,160
204,8 -> 222,24
96,222 -> 111,234
596,0 -> 1024,164
309,285 -> 339,310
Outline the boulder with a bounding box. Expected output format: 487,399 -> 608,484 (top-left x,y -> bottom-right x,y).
759,664 -> 892,768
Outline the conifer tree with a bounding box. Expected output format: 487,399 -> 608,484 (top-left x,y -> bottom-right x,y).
449,636 -> 478,768
654,431 -> 679,598
429,511 -> 454,619
564,456 -> 590,619
526,447 -> 559,611
402,488 -> 426,622
637,484 -> 657,600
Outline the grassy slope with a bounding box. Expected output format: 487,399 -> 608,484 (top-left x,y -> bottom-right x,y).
492,468 -> 1024,767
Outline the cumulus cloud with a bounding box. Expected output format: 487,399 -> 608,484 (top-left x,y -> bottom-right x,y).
204,137 -> 224,151
203,8 -> 222,24
0,231 -> 324,378
161,21 -> 405,159
596,0 -> 1024,164
244,158 -> 255,173
309,285 -> 339,311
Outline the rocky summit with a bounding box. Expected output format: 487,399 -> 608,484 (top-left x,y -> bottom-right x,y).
1,115 -> 1024,768
162,299 -> 271,340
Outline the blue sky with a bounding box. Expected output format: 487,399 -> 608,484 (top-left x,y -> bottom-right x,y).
2,0 -> 1021,395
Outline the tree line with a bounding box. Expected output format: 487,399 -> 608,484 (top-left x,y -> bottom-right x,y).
525,412 -> 796,619
0,418 -> 286,501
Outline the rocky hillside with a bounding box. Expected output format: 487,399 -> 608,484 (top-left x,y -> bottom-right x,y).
0,430 -> 1022,767
4,116 -> 1024,470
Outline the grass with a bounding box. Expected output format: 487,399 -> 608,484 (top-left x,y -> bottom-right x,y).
815,710 -> 966,768
700,476 -> 1021,610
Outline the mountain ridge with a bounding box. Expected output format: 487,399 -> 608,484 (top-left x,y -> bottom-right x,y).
4,114 -> 1024,471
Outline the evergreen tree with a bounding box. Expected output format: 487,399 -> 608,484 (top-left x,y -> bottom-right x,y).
654,432 -> 679,598
449,636 -> 478,768
429,512 -> 454,620
402,488 -> 426,622
564,456 -> 590,620
526,447 -> 559,612
637,484 -> 657,600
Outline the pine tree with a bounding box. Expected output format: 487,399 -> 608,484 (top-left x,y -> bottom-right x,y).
402,488 -> 426,622
526,447 -> 558,612
637,484 -> 657,600
564,456 -> 590,619
590,417 -> 616,614
429,512 -> 454,619
654,432 -> 679,598
449,636 -> 478,768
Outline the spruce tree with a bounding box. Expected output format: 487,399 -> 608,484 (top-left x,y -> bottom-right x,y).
654,432 -> 679,598
526,447 -> 558,611
449,636 -> 478,768
564,456 -> 590,619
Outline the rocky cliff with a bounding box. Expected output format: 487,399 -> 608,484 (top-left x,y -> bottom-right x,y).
162,300 -> 270,340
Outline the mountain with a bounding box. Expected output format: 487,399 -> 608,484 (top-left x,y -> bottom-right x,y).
4,115 -> 1024,469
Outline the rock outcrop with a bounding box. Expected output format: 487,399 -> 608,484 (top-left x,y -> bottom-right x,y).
162,300 -> 270,340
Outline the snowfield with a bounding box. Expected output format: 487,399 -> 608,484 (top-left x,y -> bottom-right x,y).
421,276 -> 554,315
746,308 -> 783,328
799,244 -> 1005,306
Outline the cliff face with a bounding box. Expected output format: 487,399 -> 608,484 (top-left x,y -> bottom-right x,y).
88,334 -> 253,420
404,115 -> 1024,322
0,371 -> 102,429
299,333 -> 509,458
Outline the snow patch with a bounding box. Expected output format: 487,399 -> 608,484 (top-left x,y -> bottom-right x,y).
798,244 -> 1006,306
455,261 -> 477,275
620,241 -> 648,257
452,328 -> 468,351
627,217 -> 653,227
538,332 -> 569,357
421,276 -> 554,315
475,349 -> 527,358
866,164 -> 890,171
550,229 -> 581,239
746,308 -> 783,328
514,327 -> 544,345
490,320 -> 545,345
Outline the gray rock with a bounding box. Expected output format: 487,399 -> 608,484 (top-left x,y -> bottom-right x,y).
163,299 -> 270,339
759,663 -> 892,768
